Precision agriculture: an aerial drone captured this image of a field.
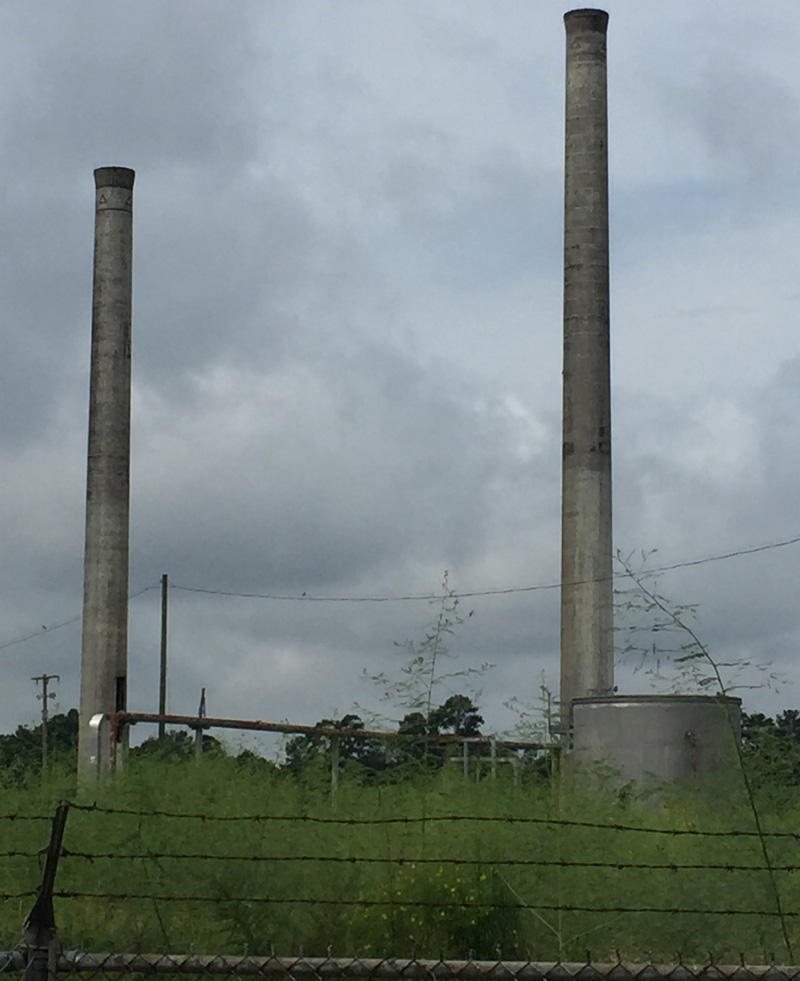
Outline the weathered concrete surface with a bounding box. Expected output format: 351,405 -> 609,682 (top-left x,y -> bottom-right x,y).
570,695 -> 742,783
78,167 -> 135,783
560,10 -> 614,720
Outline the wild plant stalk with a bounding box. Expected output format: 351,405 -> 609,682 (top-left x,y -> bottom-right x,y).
420,576 -> 454,763
617,552 -> 793,961
364,571 -> 484,765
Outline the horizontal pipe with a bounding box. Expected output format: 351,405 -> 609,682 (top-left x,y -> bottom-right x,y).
110,711 -> 556,751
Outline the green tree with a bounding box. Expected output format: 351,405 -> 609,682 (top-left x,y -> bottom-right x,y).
741,710 -> 800,789
0,708 -> 78,785
131,729 -> 227,762
393,694 -> 484,770
284,714 -> 385,777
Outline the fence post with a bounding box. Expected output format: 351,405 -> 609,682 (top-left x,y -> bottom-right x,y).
490,737 -> 497,780
330,736 -> 340,803
22,801 -> 69,981
195,687 -> 207,760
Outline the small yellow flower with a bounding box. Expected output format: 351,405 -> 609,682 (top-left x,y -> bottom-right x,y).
381,913 -> 388,920
479,874 -> 487,881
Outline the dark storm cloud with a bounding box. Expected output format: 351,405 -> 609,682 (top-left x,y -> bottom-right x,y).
0,1 -> 267,443
0,2 -> 260,170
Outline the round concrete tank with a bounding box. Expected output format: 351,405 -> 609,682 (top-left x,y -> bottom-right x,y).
570,694 -> 741,783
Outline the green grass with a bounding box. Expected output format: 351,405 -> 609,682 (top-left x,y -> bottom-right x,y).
2,758 -> 799,963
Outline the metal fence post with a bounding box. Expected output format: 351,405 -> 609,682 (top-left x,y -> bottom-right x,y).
22,801 -> 69,981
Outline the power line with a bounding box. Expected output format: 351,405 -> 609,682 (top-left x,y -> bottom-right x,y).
1,532 -> 799,654
0,586 -> 155,655
169,534 -> 800,604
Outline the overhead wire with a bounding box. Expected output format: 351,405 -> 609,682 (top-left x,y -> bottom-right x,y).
1,533 -> 798,653
169,534 -> 800,603
0,585 -> 156,654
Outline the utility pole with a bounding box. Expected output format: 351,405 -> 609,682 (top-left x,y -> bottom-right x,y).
31,674 -> 59,778
158,573 -> 168,740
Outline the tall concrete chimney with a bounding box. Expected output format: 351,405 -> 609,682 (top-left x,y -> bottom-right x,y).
78,167 -> 135,782
560,11 -> 613,721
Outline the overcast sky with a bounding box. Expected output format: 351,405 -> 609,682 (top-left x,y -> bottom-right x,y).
1,1 -> 799,751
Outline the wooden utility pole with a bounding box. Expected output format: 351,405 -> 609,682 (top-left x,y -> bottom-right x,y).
158,573 -> 168,739
31,674 -> 59,777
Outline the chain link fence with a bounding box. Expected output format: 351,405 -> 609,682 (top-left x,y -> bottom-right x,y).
6,950 -> 800,981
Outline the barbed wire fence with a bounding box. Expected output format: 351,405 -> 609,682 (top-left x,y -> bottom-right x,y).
3,798 -> 800,980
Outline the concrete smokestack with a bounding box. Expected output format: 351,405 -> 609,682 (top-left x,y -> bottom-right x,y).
560,10 -> 613,720
78,167 -> 135,782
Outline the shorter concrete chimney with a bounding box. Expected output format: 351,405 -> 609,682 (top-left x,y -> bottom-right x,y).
78,167 -> 135,783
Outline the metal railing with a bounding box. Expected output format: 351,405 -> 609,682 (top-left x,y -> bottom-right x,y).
87,710 -> 557,784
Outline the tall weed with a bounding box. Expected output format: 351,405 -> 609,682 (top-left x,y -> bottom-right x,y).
2,759 -> 798,961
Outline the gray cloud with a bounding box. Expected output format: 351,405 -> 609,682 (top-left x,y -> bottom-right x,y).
3,1 -> 800,745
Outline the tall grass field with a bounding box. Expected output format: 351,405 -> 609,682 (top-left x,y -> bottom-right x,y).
2,758 -> 799,963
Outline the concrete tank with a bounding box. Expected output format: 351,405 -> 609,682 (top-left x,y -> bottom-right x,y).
570,694 -> 741,783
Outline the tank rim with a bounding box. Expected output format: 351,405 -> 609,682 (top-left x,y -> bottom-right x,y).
572,693 -> 741,706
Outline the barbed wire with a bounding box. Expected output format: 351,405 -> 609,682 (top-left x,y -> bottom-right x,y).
67,802 -> 800,839
51,891 -> 800,917
0,814 -> 51,822
0,951 -> 26,974
55,850 -> 800,873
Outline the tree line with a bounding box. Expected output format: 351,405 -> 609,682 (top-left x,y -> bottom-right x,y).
0,693 -> 491,787
3,701 -> 800,790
